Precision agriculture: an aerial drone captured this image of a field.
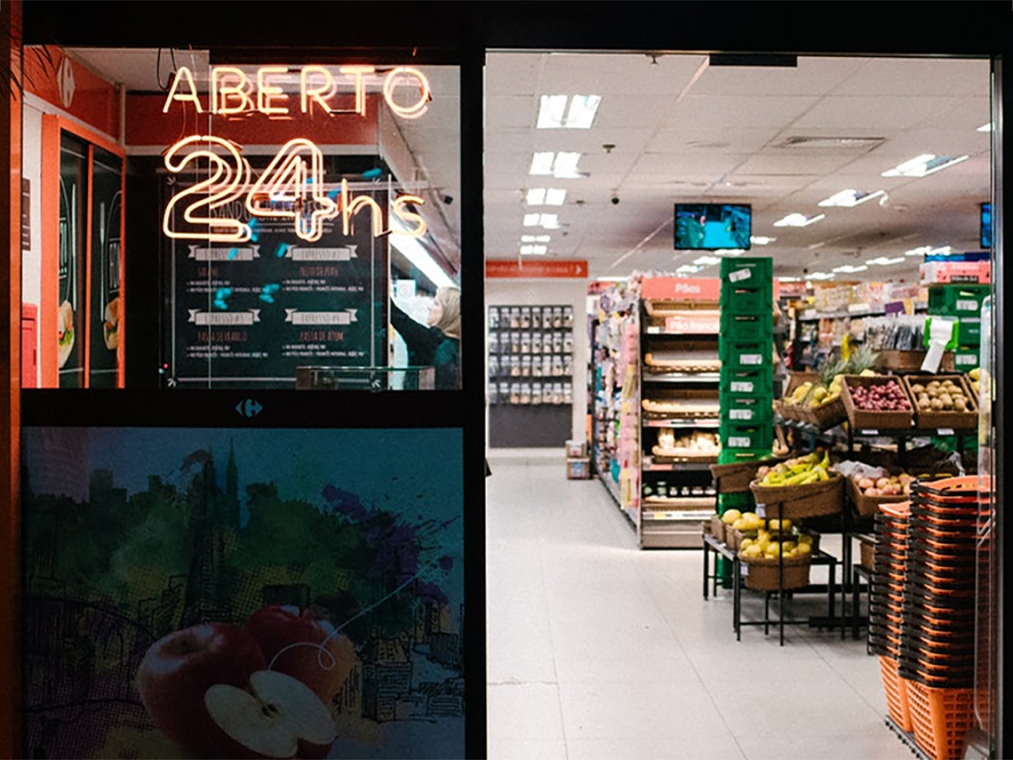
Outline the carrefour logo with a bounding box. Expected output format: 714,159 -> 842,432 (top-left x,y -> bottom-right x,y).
57,56 -> 75,108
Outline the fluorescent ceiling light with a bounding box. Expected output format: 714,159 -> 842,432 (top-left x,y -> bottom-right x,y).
832,264 -> 869,274
778,276 -> 802,282
536,95 -> 569,128
520,245 -> 547,255
537,94 -> 602,129
530,152 -> 555,175
750,236 -> 776,246
529,151 -> 584,179
527,187 -> 566,206
389,229 -> 456,289
978,123 -> 992,132
807,271 -> 835,280
773,213 -> 825,228
524,213 -> 560,229
867,256 -> 906,266
597,276 -> 628,282
905,245 -> 952,257
818,189 -> 886,208
882,154 -> 969,178
675,264 -> 702,273
521,235 -> 551,243
714,249 -> 745,256
544,188 -> 567,205
693,255 -> 721,266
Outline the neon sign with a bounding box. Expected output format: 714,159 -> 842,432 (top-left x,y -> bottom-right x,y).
163,65 -> 431,119
162,65 -> 433,244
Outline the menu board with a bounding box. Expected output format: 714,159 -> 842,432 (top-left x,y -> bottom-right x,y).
166,174 -> 386,387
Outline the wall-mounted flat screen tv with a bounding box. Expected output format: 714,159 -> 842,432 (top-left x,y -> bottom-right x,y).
981,202 -> 992,248
674,203 -> 752,250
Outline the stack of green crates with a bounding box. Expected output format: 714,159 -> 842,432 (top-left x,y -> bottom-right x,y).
924,284 -> 989,371
718,257 -> 775,468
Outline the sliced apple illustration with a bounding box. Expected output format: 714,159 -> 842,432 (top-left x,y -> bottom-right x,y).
205,670 -> 336,759
245,605 -> 356,705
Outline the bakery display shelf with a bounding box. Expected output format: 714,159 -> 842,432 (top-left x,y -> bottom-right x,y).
644,495 -> 715,509
644,461 -> 716,471
642,372 -> 721,383
642,508 -> 716,521
643,417 -> 720,428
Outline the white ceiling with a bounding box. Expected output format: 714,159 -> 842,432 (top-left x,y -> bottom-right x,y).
485,52 -> 992,282
66,48 -> 992,284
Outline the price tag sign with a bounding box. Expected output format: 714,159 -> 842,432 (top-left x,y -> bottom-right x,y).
956,299 -> 980,312
731,381 -> 755,393
728,436 -> 752,448
730,409 -> 753,421
729,269 -> 752,283
861,429 -> 879,436
740,564 -> 749,576
756,504 -> 766,518
938,428 -> 955,436
740,354 -> 763,366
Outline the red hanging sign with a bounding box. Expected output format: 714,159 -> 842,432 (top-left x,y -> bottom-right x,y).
486,259 -> 588,278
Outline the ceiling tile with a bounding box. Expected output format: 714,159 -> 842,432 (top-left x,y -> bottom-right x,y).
833,57 -> 990,97
792,96 -> 961,130
668,95 -> 820,129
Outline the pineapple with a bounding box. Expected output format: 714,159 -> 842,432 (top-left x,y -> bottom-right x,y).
808,357 -> 848,407
846,344 -> 879,377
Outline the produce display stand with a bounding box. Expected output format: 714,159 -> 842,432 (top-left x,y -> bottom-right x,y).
702,528 -> 840,645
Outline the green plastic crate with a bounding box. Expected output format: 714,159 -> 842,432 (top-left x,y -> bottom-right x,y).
720,366 -> 774,401
720,313 -> 774,343
719,421 -> 774,451
719,340 -> 772,371
927,284 -> 990,317
720,257 -> 773,285
718,492 -> 753,512
953,348 -> 980,370
717,448 -> 772,465
722,395 -> 774,427
719,283 -> 774,315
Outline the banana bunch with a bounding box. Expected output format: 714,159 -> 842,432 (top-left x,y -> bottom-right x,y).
755,450 -> 832,487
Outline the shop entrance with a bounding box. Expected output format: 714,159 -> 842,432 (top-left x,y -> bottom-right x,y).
483,49 -> 999,760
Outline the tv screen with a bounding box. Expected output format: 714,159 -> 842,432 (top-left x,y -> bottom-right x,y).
981,202 -> 992,248
674,203 -> 752,250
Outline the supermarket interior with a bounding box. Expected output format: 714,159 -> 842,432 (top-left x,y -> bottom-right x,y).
3,4 -> 1008,760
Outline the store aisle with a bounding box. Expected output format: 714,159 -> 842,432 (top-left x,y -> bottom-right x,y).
486,452 -> 910,760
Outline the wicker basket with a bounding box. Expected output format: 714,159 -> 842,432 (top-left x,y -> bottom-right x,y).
877,350 -> 955,373
901,375 -> 978,431
711,458 -> 783,494
779,372 -> 820,422
848,475 -> 910,518
750,473 -> 844,519
709,514 -> 727,543
739,553 -> 812,591
841,375 -> 915,431
806,396 -> 848,430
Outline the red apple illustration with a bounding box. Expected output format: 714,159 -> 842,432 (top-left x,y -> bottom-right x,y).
135,623 -> 267,758
204,670 -> 336,759
245,605 -> 356,705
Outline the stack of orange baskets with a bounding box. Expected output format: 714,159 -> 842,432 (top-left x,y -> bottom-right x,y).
871,500 -> 912,730
872,477 -> 984,760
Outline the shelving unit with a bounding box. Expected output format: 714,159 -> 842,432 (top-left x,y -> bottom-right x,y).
638,286 -> 723,548
488,304 -> 575,447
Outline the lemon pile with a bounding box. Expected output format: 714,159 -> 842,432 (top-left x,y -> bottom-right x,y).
740,531 -> 814,560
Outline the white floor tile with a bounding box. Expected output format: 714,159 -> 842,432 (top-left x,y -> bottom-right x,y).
558,680 -> 729,740
485,456 -> 902,760
567,734 -> 746,760
488,739 -> 569,760
487,683 -> 565,741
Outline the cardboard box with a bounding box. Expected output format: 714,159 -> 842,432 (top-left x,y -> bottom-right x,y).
919,261 -> 991,285
565,439 -> 587,458
566,458 -> 591,480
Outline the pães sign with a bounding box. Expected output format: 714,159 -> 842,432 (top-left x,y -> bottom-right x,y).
162,65 -> 432,244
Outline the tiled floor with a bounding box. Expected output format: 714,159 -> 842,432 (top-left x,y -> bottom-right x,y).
486,451 -> 911,760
